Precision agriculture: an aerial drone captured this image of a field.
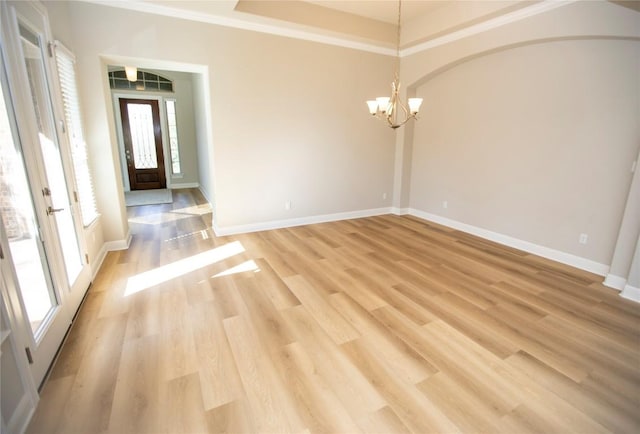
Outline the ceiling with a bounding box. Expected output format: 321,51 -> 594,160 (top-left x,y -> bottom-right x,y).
86,1 -> 639,56
306,0 -> 448,24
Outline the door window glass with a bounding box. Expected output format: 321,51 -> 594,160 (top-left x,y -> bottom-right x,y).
19,22 -> 82,286
0,67 -> 57,335
127,103 -> 158,169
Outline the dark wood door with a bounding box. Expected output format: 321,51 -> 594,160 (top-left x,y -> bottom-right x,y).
119,98 -> 166,190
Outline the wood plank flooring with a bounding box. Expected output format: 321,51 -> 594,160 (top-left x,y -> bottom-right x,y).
27,188 -> 640,433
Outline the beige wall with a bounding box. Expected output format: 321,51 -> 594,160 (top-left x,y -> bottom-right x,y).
398,0 -> 640,272
409,38 -> 639,266
192,72 -> 214,203
56,0 -> 395,237
45,0 -> 640,275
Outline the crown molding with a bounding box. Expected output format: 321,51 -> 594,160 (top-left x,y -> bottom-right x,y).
83,1 -> 576,57
401,0 -> 578,57
83,1 -> 395,55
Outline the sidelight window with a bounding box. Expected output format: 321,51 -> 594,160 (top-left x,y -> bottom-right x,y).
164,99 -> 181,174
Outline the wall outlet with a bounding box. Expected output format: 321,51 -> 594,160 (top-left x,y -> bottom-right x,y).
443,201 -> 448,209
285,201 -> 291,210
579,233 -> 588,245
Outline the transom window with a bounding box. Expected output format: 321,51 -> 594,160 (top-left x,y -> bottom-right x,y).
108,69 -> 173,92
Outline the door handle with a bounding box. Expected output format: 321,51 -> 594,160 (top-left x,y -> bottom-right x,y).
47,206 -> 64,215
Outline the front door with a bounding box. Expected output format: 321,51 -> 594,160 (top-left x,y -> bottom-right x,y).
119,98 -> 166,190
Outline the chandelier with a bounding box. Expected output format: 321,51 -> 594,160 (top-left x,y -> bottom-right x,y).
366,0 -> 423,129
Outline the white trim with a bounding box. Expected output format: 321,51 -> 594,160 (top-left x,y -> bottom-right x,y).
603,274 -> 627,291
7,394 -> 35,434
213,205 -> 610,276
620,284 -> 640,303
102,231 -> 132,252
91,230 -> 133,279
91,244 -> 108,280
402,1 -> 577,57
213,207 -> 393,236
170,182 -> 199,189
392,207 -> 410,215
85,0 -> 395,56
197,186 -> 211,203
90,232 -> 132,279
408,208 -> 609,276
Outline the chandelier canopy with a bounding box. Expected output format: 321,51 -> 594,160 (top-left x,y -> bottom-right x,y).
366,0 -> 423,129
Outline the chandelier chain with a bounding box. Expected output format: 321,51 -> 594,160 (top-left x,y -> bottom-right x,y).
395,0 -> 402,75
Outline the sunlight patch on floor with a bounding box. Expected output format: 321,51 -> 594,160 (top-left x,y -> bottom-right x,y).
212,259 -> 260,278
165,229 -> 211,243
124,241 -> 245,296
170,204 -> 212,216
128,212 -> 194,226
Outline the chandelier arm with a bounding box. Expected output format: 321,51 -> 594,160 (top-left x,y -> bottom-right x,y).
388,113 -> 417,129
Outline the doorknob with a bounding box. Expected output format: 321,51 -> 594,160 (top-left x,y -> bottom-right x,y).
47,206 -> 64,215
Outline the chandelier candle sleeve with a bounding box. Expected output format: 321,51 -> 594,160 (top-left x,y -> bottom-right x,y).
366,100 -> 378,114
376,97 -> 391,113
408,98 -> 423,114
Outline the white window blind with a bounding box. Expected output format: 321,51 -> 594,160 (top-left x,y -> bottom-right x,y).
53,41 -> 98,227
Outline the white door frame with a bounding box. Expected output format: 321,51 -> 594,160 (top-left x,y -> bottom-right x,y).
0,0 -> 91,387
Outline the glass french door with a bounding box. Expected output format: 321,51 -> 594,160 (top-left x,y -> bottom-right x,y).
1,1 -> 91,387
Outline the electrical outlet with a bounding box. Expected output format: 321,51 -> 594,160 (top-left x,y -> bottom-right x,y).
443,201 -> 448,209
579,233 -> 588,245
285,201 -> 291,210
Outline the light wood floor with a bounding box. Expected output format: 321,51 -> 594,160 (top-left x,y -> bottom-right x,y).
28,189 -> 640,433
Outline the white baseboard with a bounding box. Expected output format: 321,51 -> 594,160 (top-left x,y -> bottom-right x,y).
90,231 -> 131,280
209,204 -> 610,277
8,394 -> 35,434
103,230 -> 132,252
214,207 -> 393,236
392,207 -> 410,215
620,284 -> 640,302
603,274 -> 627,291
91,244 -> 108,280
408,208 -> 610,276
170,182 -> 199,189
197,185 -> 212,204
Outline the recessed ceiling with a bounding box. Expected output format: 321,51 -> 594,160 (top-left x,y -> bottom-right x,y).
84,1 -> 637,57
306,0 -> 447,24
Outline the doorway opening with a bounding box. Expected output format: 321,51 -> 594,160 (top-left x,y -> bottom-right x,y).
108,65 -> 210,209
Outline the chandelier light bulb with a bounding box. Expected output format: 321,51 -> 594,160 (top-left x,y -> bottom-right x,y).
125,66 -> 137,82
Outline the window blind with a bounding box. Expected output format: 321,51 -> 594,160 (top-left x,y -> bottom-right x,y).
53,41 -> 98,227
